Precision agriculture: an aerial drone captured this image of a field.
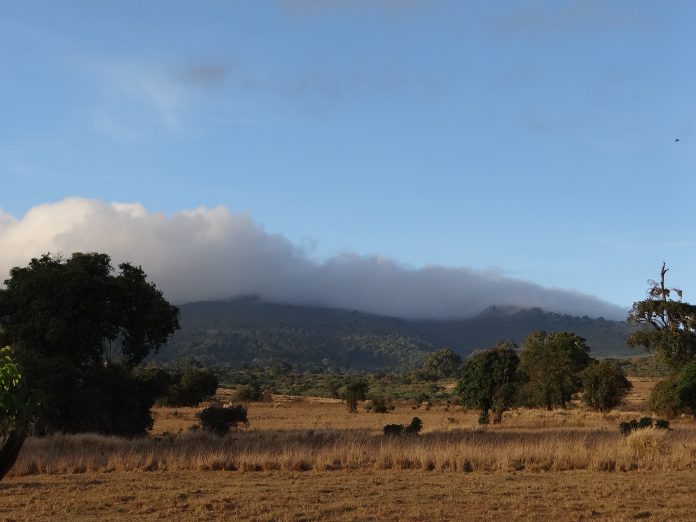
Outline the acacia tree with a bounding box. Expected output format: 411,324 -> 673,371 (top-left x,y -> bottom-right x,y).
627,263 -> 696,369
0,252 -> 180,437
457,341 -> 520,424
519,331 -> 591,410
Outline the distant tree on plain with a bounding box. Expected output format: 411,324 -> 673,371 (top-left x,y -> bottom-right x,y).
519,331 -> 591,410
457,341 -> 520,424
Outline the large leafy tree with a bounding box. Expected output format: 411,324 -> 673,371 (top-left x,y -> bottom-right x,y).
519,331 -> 591,410
627,263 -> 696,369
0,252 -> 180,436
457,341 -> 520,424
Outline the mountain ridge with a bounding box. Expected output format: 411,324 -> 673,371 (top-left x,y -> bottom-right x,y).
155,297 -> 638,371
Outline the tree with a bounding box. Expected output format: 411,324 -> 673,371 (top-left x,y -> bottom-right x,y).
519,331 -> 591,410
0,347 -> 30,481
421,348 -> 462,379
0,252 -> 180,436
342,378 -> 369,413
579,359 -> 631,412
457,341 -> 520,424
628,263 -> 696,369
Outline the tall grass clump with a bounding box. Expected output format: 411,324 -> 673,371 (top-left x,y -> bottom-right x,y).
625,428 -> 671,458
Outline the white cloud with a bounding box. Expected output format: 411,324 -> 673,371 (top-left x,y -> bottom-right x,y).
0,197 -> 625,319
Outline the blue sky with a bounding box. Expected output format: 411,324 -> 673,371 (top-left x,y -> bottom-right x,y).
1,1 -> 695,314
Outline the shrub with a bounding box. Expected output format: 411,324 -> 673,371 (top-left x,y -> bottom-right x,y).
382,417 -> 422,436
579,360 -> 631,411
366,397 -> 395,413
234,383 -> 262,402
383,424 -> 404,436
619,417 -> 670,436
404,417 -> 422,434
675,360 -> 696,417
655,419 -> 671,430
649,376 -> 683,418
197,405 -> 248,436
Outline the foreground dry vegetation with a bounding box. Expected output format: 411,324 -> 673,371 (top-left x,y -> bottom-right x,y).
3,377 -> 696,520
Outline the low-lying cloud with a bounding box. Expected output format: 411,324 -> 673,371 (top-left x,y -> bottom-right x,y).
0,198 -> 625,320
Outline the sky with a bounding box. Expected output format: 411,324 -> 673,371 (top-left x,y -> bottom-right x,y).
1,0 -> 695,319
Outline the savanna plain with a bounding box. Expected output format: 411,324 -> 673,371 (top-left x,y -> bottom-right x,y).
2,378 -> 696,521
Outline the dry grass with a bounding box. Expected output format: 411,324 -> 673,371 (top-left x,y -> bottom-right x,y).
10,392 -> 696,476
4,378 -> 694,520
8,423 -> 696,476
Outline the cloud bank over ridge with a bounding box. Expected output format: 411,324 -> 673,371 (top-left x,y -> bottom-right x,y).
0,198 -> 625,320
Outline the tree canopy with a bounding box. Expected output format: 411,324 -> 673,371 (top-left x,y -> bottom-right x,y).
0,252 -> 180,435
627,263 -> 696,369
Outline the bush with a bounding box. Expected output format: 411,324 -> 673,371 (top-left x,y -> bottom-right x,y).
579,360 -> 632,411
366,397 -> 395,413
675,360 -> 696,417
649,376 -> 683,418
619,417 -> 670,436
197,405 -> 248,436
382,417 -> 422,436
383,424 -> 404,436
404,417 -> 422,434
234,383 -> 262,402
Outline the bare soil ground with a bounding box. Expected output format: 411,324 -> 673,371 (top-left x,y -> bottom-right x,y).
3,470 -> 696,521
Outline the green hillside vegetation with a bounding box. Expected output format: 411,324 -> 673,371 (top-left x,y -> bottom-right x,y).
153,297 -> 636,371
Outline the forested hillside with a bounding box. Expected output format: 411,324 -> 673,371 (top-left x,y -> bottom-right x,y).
154,297 -> 636,371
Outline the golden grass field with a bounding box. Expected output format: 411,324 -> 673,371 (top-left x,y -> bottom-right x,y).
3,377 -> 696,520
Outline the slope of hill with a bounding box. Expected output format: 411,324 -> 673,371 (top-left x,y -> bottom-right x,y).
154,297 -> 637,371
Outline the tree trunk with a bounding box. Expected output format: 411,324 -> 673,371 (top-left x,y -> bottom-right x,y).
0,422 -> 28,481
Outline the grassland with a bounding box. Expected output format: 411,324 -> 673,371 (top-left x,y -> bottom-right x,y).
3,377 -> 696,520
